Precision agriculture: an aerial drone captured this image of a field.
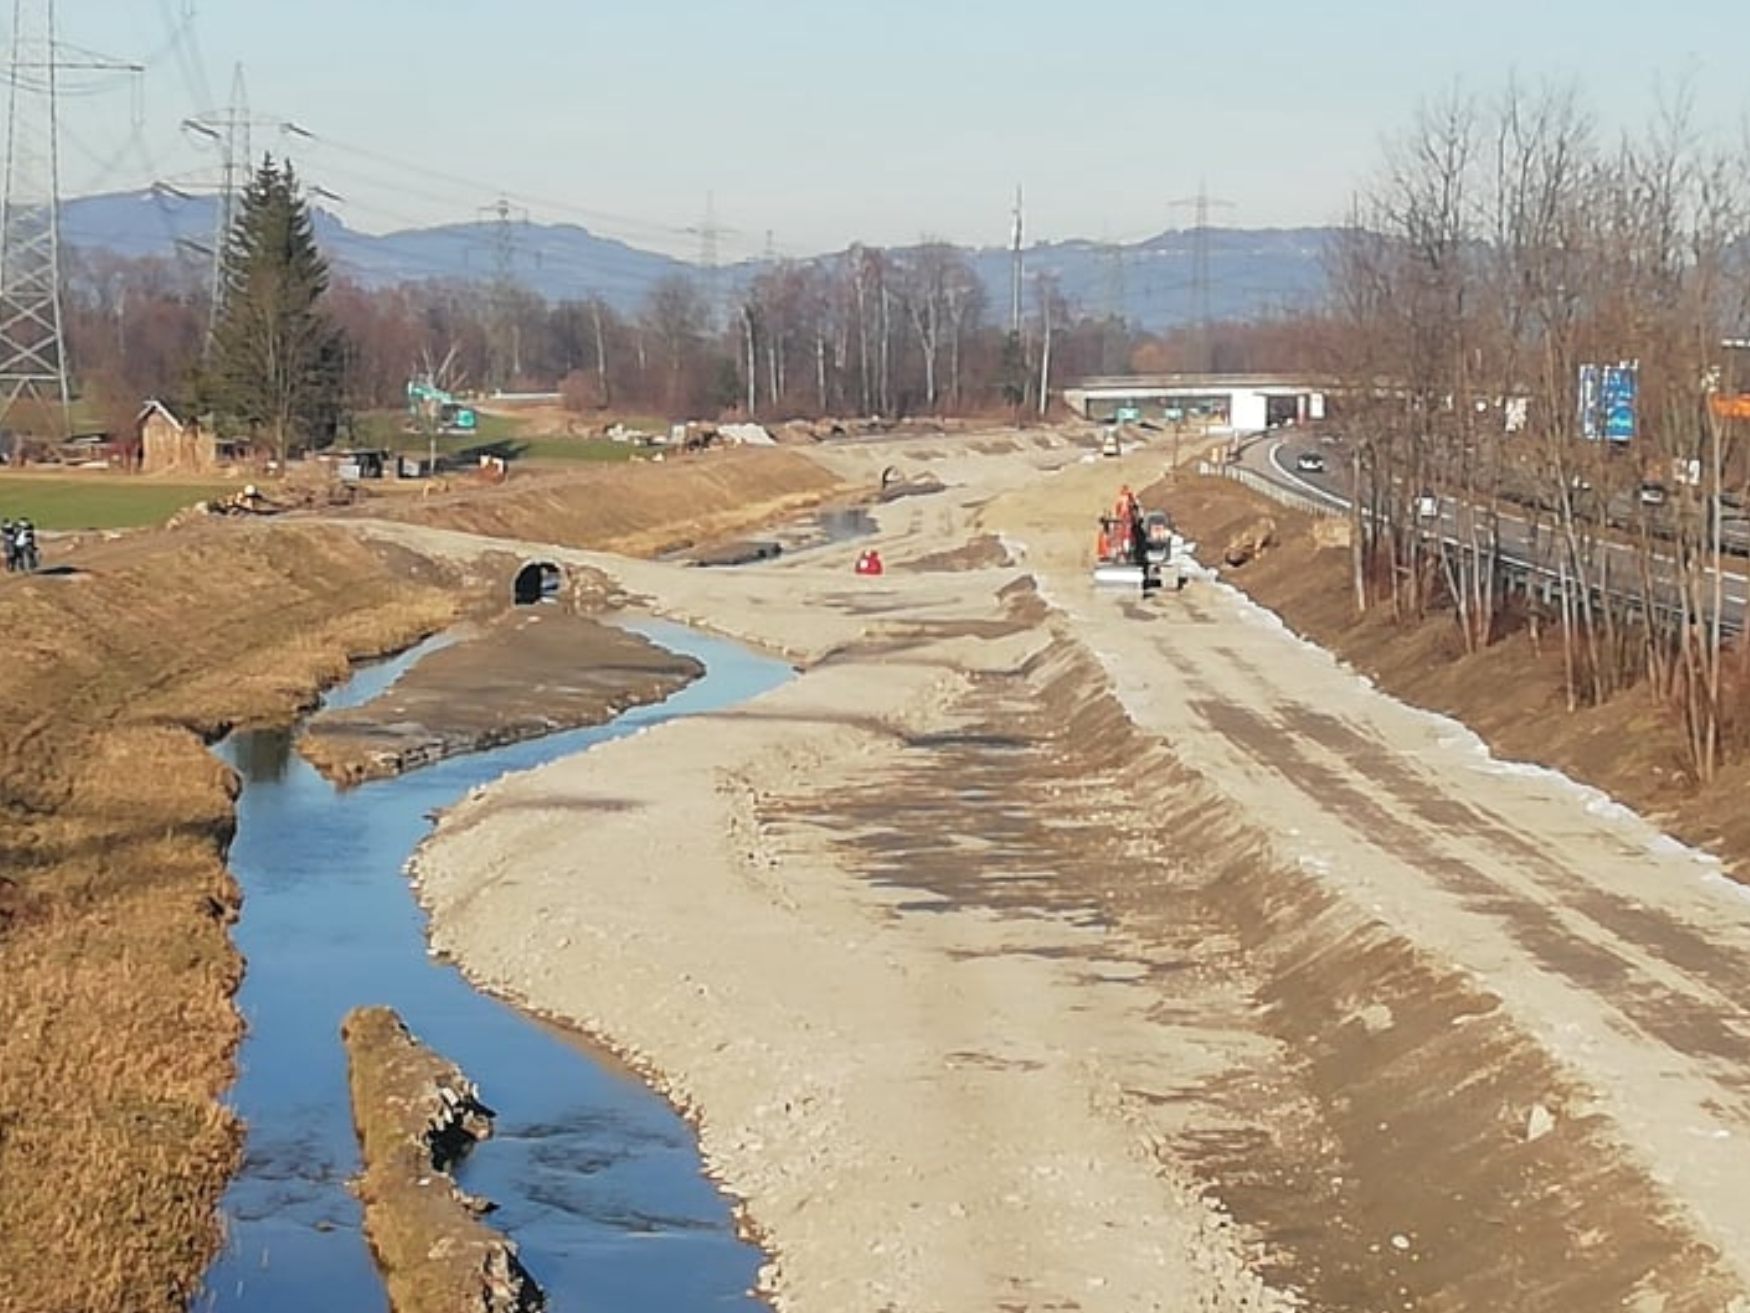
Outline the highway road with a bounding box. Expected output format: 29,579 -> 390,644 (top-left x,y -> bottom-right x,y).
1234,432 -> 1750,634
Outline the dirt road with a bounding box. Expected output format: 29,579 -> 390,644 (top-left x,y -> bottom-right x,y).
406,431 -> 1750,1311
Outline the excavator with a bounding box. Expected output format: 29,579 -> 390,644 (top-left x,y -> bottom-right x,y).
1094,484 -> 1185,594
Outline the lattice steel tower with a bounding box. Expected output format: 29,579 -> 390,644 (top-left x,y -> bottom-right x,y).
0,0 -> 70,431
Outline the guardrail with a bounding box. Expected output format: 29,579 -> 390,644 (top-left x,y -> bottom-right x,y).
1197,459 -> 1344,519
1194,458 -> 1743,638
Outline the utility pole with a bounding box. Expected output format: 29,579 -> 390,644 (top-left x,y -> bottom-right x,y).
1009,184 -> 1025,337
1169,181 -> 1234,373
1035,272 -> 1056,420
0,0 -> 140,434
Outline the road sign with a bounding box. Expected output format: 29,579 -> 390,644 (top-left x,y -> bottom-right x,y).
1579,362 -> 1638,442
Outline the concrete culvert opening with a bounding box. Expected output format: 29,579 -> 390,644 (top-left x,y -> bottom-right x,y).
513,561 -> 562,606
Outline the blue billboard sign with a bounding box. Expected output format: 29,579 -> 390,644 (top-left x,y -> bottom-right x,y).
1578,362 -> 1638,443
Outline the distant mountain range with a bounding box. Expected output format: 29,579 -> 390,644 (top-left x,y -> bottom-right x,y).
60,190 -> 1335,331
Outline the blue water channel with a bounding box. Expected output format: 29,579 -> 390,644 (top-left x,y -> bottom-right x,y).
196,620 -> 794,1313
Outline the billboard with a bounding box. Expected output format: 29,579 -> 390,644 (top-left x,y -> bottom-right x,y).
1579,362 -> 1638,442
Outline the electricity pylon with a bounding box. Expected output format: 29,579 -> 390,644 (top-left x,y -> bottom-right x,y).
1169,182 -> 1235,373
184,64 -> 284,348
0,0 -> 71,432
0,0 -> 141,433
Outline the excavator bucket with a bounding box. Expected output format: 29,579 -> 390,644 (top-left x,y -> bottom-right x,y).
1093,562 -> 1150,590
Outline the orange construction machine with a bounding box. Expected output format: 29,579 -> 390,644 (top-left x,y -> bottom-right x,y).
1095,485 -> 1185,594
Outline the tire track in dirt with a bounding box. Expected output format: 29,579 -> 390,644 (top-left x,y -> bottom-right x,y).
1053,567 -> 1750,1296
763,628 -> 1746,1311
1192,635 -> 1750,1095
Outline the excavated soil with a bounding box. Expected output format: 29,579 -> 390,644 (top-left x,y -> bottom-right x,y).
904,533 -> 1015,573
776,637 -> 1740,1310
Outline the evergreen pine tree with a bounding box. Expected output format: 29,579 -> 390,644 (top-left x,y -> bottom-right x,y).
207,157 -> 345,465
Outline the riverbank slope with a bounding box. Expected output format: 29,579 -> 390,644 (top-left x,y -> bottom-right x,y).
0,446 -> 857,1313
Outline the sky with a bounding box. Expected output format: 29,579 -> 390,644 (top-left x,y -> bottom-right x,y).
37,0 -> 1750,262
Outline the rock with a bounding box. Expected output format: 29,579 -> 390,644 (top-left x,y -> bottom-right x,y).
1353,1003 -> 1395,1034
1526,1103 -> 1557,1143
1223,516 -> 1278,568
1312,515 -> 1353,550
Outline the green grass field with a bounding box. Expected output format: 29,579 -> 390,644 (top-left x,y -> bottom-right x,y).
0,477 -> 235,531
352,410 -> 644,466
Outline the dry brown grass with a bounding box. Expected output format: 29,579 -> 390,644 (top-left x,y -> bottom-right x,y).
367,447 -> 849,557
1160,474 -> 1750,876
0,524 -> 460,1313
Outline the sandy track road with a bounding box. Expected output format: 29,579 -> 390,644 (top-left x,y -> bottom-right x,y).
986,452 -> 1750,1302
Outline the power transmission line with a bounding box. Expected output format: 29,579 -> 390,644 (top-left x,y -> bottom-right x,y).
1169,181 -> 1234,371
0,0 -> 141,434
1101,238 -> 1128,372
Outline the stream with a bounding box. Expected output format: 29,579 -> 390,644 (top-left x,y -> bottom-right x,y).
196,620 -> 794,1313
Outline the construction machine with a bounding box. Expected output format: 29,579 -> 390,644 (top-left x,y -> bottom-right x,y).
406,377 -> 480,435
1094,486 -> 1188,594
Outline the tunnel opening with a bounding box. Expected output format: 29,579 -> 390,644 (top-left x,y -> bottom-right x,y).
513,560 -> 562,606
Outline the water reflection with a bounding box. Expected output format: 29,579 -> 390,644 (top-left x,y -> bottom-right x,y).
231,728 -> 293,785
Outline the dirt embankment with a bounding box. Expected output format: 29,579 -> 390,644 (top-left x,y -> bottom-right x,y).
300,610 -> 701,787
341,1008 -> 543,1313
1159,475 -> 1750,873
764,619 -> 1741,1309
0,524 -> 461,1313
951,641 -> 1739,1310
369,448 -> 849,559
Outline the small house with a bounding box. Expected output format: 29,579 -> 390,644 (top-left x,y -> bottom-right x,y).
138,401 -> 243,474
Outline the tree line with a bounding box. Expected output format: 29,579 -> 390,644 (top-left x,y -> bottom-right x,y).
1322,81 -> 1750,782
61,183 -> 1182,444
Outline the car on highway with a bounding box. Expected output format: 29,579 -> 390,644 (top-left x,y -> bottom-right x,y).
1295,451 -> 1327,474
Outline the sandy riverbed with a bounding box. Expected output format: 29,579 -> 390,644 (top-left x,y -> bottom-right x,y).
300,608 -> 700,786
